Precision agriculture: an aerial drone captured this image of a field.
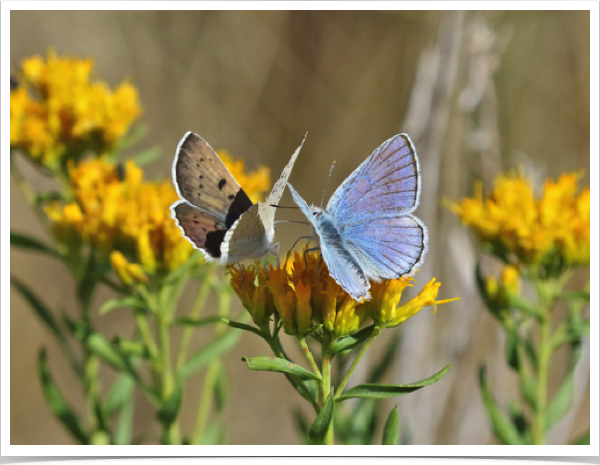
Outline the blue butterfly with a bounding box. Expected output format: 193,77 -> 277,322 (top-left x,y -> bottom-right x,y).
287,134 -> 429,301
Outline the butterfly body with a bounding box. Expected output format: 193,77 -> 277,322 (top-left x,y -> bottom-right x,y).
288,133 -> 428,301
171,132 -> 305,264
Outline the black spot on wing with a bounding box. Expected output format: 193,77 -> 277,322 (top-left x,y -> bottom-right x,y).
199,188 -> 254,259
225,188 -> 253,228
205,229 -> 227,258
218,179 -> 227,190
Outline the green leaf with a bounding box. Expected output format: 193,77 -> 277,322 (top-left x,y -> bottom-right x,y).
242,356 -> 320,380
546,373 -> 574,429
330,324 -> 376,355
171,316 -> 225,327
571,430 -> 590,445
505,329 -> 520,371
115,337 -> 151,359
221,318 -> 264,337
350,399 -> 380,445
213,365 -> 229,412
308,394 -> 335,445
76,251 -> 97,310
105,373 -> 136,417
10,231 -> 63,260
519,373 -> 538,411
114,397 -> 134,445
561,290 -> 590,302
197,419 -> 221,445
179,329 -> 241,380
508,294 -> 541,318
382,405 -> 400,445
508,400 -> 529,438
99,296 -> 148,315
11,276 -> 65,343
130,146 -> 161,167
337,364 -> 451,402
522,339 -> 538,370
38,349 -> 88,444
479,366 -> 524,445
368,333 -> 402,384
86,333 -> 127,371
157,382 -> 183,426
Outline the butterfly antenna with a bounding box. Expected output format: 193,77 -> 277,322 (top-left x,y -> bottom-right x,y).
270,204 -> 299,209
320,161 -> 336,208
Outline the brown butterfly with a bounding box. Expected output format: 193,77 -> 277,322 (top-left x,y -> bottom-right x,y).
170,132 -> 306,264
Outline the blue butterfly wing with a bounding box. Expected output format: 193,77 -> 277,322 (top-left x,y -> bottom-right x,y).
287,183 -> 371,300
341,215 -> 428,280
327,134 -> 421,224
328,134 -> 427,280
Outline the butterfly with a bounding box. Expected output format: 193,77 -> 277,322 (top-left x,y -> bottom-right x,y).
171,132 -> 306,264
287,133 -> 428,301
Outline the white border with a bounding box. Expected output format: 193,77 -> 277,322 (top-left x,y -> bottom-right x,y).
3,0 -> 598,457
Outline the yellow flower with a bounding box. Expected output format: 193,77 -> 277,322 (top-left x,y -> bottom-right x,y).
10,51 -> 141,168
110,251 -> 148,285
359,277 -> 413,328
482,265 -> 522,322
230,264 -> 275,327
231,248 -> 458,336
45,157 -> 194,274
384,278 -> 459,328
450,172 -> 590,267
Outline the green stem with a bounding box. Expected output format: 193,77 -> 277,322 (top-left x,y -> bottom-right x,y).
176,267 -> 215,370
298,337 -> 322,380
191,279 -> 231,444
322,351 -> 334,445
335,325 -> 381,398
534,312 -> 551,445
157,289 -> 178,445
136,312 -> 159,359
532,280 -> 554,445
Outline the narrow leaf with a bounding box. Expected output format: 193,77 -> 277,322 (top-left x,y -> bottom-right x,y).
11,276 -> 65,343
130,146 -> 161,167
76,251 -> 97,309
519,374 -> 538,411
479,366 -> 524,445
221,318 -> 264,337
10,231 -> 62,260
382,405 -> 400,445
308,394 -> 335,445
546,373 -> 575,429
242,356 -> 320,380
505,329 -> 520,371
38,349 -> 88,444
99,296 -> 148,315
337,364 -> 451,401
171,316 -> 224,327
179,329 -> 241,380
213,365 -> 229,412
86,333 -> 127,371
157,382 -> 183,426
105,374 -> 136,416
114,397 -> 134,445
330,325 -> 376,355
293,408 -> 310,444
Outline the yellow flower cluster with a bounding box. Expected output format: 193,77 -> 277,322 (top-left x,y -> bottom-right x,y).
10,51 -> 141,168
217,150 -> 271,203
450,173 -> 590,266
484,264 -> 522,317
230,250 -> 458,337
45,157 -> 192,276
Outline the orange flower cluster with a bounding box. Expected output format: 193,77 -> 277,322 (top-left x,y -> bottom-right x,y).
230,250 -> 458,337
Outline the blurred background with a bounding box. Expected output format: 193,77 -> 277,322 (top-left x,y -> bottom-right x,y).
10,10 -> 590,445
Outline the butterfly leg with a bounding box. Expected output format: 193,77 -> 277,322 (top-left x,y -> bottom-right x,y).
236,262 -> 244,287
290,235 -> 314,253
303,246 -> 321,272
310,254 -> 324,285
